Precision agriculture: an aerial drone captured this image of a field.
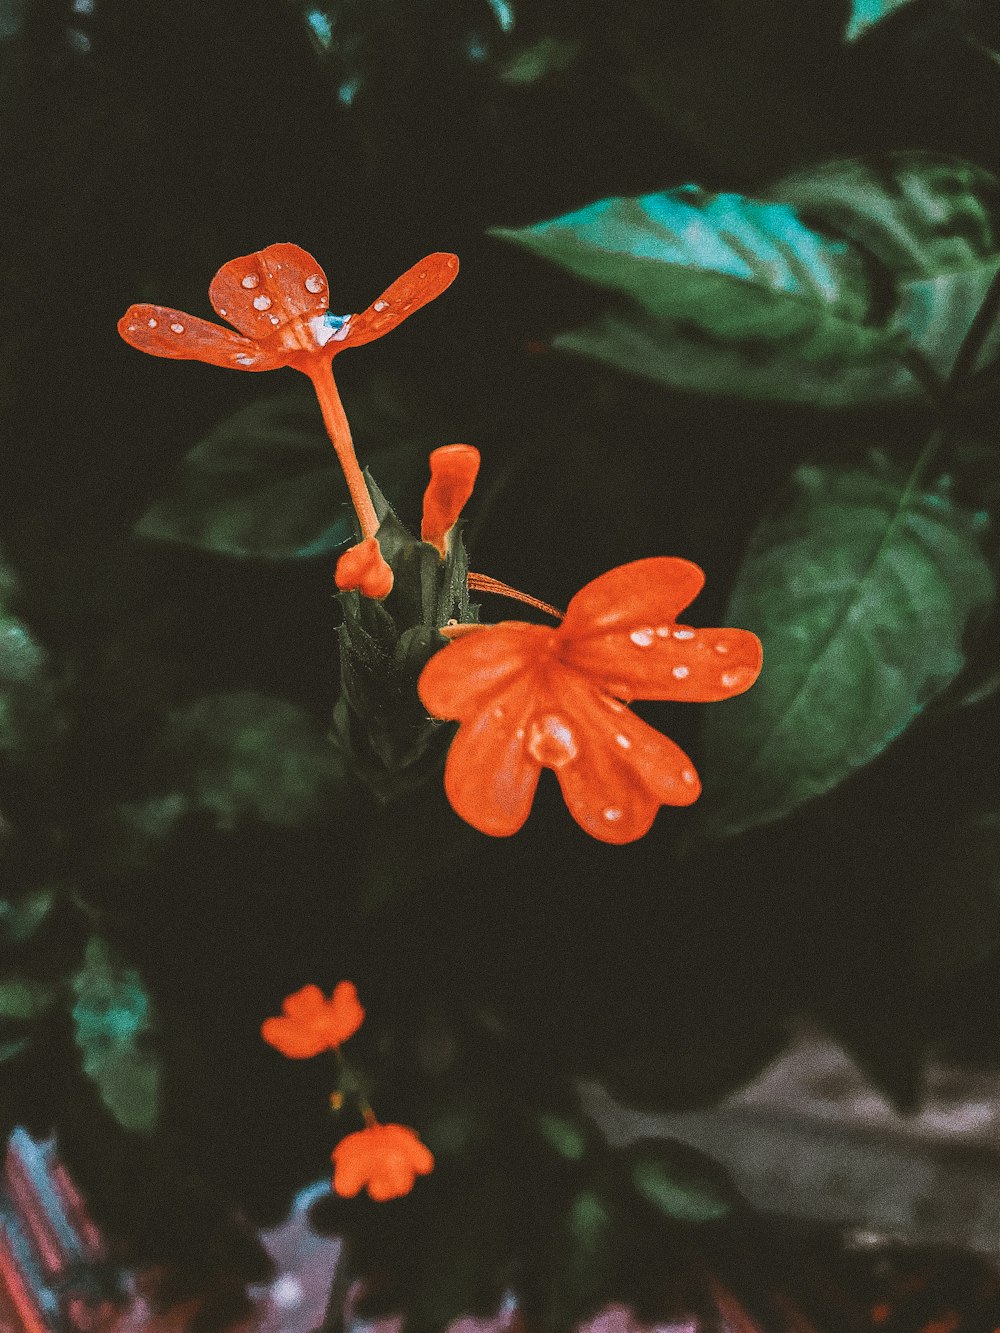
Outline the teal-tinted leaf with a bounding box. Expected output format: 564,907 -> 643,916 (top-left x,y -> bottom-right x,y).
494,188 -> 913,406
701,465 -> 995,838
133,391 -> 423,560
161,691 -> 350,832
845,0 -> 916,41
0,888 -> 56,944
0,1037 -> 28,1062
771,154 -> 1000,381
628,1140 -> 735,1223
0,552 -> 63,761
70,936 -> 159,1134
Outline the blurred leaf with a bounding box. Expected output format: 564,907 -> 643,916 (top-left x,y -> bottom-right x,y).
0,551 -> 64,761
627,1139 -> 736,1224
159,691 -> 350,832
0,975 -> 57,1019
0,887 -> 55,944
495,153 -> 1000,406
133,391 -> 425,560
916,810 -> 1000,974
497,36 -> 578,84
701,464 -> 995,838
537,1111 -> 587,1162
771,153 -> 1000,382
71,936 -> 160,1134
542,1186 -> 617,1332
844,0 -> 917,41
494,187 -> 913,406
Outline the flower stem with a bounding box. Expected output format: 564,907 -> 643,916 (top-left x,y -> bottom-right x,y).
467,572 -> 563,620
308,360 -> 379,541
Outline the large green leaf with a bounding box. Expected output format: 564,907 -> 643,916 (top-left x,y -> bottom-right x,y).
771,154 -> 1000,381
0,551 -> 63,761
494,154 -> 1000,406
133,390 -> 425,559
700,464 -> 995,838
70,936 -> 160,1134
844,0 -> 916,41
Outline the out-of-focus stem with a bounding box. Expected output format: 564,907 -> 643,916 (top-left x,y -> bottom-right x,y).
308,360 -> 379,541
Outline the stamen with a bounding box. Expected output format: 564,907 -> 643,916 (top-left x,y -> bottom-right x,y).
467,572 -> 563,620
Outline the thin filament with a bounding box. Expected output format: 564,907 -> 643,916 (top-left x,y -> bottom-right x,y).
467,572 -> 563,620
308,361 -> 380,541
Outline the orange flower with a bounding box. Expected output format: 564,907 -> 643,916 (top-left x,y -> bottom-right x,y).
421,444 -> 481,558
119,245 -> 459,596
331,1122 -> 435,1201
261,981 -> 364,1058
334,535 -> 395,600
418,558 -> 762,844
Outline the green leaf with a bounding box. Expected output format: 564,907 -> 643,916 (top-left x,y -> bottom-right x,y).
770,153 -> 1000,382
494,153 -> 1000,405
70,936 -> 160,1134
0,551 -> 63,761
0,975 -> 57,1020
701,464 -> 995,838
493,187 -> 912,406
628,1139 -> 735,1224
537,1112 -> 587,1162
0,887 -> 56,944
844,0 -> 916,41
133,390 -> 424,559
159,691 -> 350,832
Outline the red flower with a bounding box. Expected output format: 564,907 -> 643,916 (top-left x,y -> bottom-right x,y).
418,558 -> 762,844
118,244 -> 458,376
331,1122 -> 435,1201
261,981 -> 364,1058
421,444 -> 481,558
334,536 -> 395,600
119,245 -> 459,598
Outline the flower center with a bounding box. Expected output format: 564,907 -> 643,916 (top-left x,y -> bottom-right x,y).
527,714 -> 579,768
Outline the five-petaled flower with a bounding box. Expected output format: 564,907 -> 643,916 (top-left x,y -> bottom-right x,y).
418,558 -> 763,844
261,981 -> 365,1058
331,1122 -> 435,1201
119,244 -> 459,599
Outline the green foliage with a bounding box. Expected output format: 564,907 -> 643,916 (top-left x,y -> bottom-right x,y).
493,153 -> 1000,406
133,390 -> 426,560
844,0 -> 916,42
70,936 -> 160,1134
628,1139 -> 735,1224
0,886 -> 55,944
701,463 -> 995,838
0,550 -> 63,762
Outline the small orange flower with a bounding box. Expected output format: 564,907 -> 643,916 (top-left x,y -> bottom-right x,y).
331,1122 -> 435,1201
421,444 -> 481,558
261,981 -> 364,1058
418,558 -> 762,844
118,245 -> 458,376
334,535 -> 395,599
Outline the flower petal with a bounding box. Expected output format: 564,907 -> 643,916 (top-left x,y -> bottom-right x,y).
421,445 -> 480,558
331,1132 -> 372,1198
322,980 -> 365,1045
339,254 -> 460,350
418,622 -> 552,720
548,677 -> 702,844
562,620 -> 763,703
443,670 -> 542,837
561,558 -> 706,642
118,305 -> 281,370
209,243 -> 330,341
335,537 -> 394,599
282,983 -> 327,1020
261,1015 -> 330,1059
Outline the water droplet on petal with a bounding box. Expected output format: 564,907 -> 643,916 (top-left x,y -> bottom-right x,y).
673,629 -> 695,640
721,672 -> 739,688
630,628 -> 655,647
170,322 -> 184,334
681,769 -> 696,785
253,294 -> 272,311
515,727 -> 525,740
493,706 -> 505,720
672,665 -> 689,679
615,733 -> 631,749
219,308 -> 228,316
269,315 -> 280,325
147,317 -> 158,328
235,353 -> 255,366
373,300 -> 389,311
655,626 -> 671,638
603,807 -> 622,822
305,274 -> 325,294
241,274 -> 260,289
527,714 -> 578,768
418,270 -> 428,279
715,642 -> 730,654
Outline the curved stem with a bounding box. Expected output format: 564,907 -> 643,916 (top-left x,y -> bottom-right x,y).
308,360 -> 379,541
466,572 -> 564,620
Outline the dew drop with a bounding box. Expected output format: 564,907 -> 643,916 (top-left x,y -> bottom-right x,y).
615,733 -> 631,749
304,273 -> 325,293
681,769 -> 697,785
721,672 -> 739,688
527,714 -> 578,768
253,294 -> 272,311
493,706 -> 505,720
715,642 -> 730,654
418,270 -> 429,279
235,353 -> 255,366
219,308 -> 228,316
672,665 -> 689,679
147,317 -> 158,328
655,626 -> 671,638
269,316 -> 280,325
515,727 -> 525,740
170,322 -> 184,334
241,274 -> 260,289
373,300 -> 389,311
603,807 -> 623,822
629,628 -> 655,647
673,628 -> 695,640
